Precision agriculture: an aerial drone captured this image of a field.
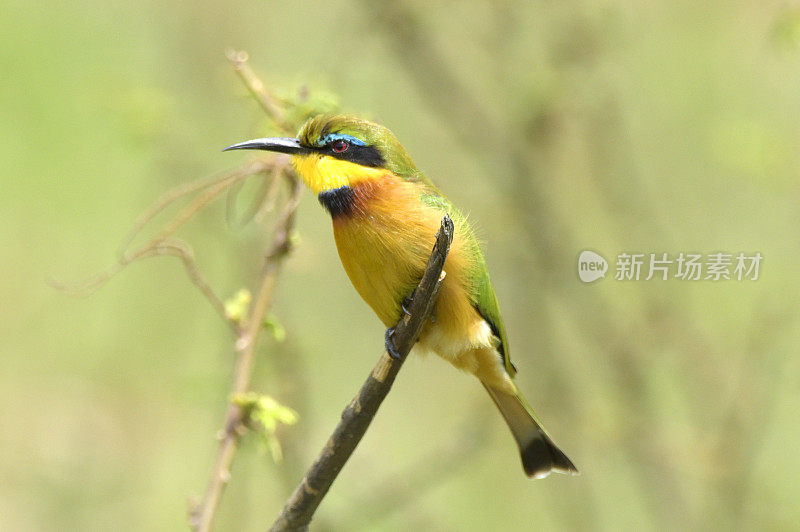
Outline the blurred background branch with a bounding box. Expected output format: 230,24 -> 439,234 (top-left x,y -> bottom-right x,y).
270,215 -> 453,532
190,165 -> 301,532
54,52 -> 324,532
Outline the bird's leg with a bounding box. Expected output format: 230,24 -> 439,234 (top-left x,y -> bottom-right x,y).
384,327 -> 401,359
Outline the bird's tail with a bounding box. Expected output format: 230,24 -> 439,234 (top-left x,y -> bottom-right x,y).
483,384 -> 579,478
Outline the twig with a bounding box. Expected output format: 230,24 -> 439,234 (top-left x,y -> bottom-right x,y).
190,172 -> 302,532
116,159 -> 279,259
54,51 -> 309,531
126,238 -> 231,329
269,215 -> 455,532
188,51 -> 308,531
226,49 -> 290,131
51,159 -> 283,328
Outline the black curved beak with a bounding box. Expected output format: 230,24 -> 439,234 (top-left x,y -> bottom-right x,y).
222,137 -> 309,155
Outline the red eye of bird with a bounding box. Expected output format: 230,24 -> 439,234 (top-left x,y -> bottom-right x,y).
332,139 -> 349,153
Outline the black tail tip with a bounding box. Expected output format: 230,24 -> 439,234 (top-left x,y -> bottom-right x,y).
521,436 -> 579,479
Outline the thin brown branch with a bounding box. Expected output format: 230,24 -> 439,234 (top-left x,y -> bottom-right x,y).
187,51 -> 308,531
55,51 -> 309,532
133,239 -> 232,329
51,159 -> 286,334
147,161 -> 272,250
269,215 -> 455,532
226,49 -> 290,131
190,171 -> 302,532
253,167 -> 286,224
50,237 -> 236,329
115,160 -> 275,259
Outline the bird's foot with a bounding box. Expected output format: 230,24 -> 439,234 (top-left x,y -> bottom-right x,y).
385,327 -> 401,359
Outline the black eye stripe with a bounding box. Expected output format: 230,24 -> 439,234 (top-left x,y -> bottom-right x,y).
322,143 -> 385,168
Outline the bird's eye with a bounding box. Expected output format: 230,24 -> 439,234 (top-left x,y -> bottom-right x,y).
332,139 -> 349,153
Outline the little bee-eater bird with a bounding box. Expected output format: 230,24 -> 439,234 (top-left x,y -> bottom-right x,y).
224,115 -> 578,478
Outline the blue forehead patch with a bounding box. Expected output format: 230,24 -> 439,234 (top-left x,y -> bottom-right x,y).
316,133 -> 366,147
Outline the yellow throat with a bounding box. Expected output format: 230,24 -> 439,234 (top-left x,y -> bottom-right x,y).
292,153 -> 386,194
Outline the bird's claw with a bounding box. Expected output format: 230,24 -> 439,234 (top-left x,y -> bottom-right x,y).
401,295 -> 413,316
385,327 -> 401,359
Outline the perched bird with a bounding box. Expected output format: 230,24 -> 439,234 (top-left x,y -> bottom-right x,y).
224,115 -> 578,478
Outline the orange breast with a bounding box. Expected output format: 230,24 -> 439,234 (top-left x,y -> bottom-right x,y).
331,177 -> 481,343
330,176 -> 513,391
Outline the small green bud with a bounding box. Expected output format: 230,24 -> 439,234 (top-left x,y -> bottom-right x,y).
224,288 -> 252,324
263,313 -> 287,342
232,392 -> 299,462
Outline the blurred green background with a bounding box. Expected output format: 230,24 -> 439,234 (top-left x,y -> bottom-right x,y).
3,1 -> 799,530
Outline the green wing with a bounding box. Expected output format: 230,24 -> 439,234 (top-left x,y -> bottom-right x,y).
420,190 -> 516,378
469,253 -> 516,377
